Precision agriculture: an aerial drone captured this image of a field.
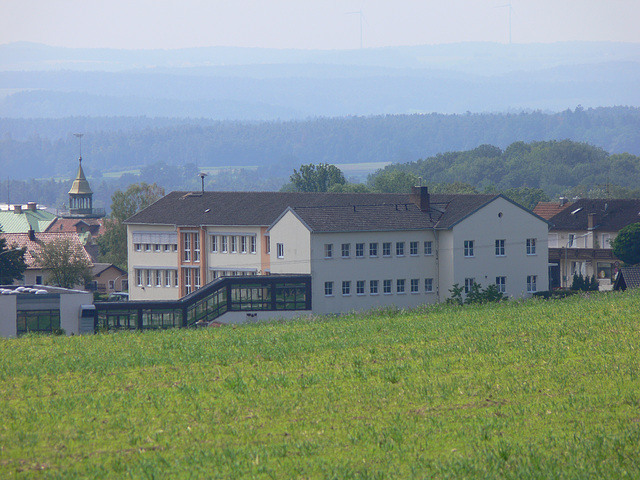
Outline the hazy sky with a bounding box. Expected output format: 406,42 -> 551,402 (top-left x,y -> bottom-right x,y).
1,0 -> 639,50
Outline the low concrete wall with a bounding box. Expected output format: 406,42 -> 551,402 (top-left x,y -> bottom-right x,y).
0,295 -> 18,337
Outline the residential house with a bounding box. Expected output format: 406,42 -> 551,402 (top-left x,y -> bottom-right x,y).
541,198 -> 640,289
1,231 -> 93,288
0,203 -> 57,233
88,263 -> 128,294
126,188 -> 549,313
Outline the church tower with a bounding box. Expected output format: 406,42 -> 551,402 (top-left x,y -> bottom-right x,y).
68,155 -> 94,216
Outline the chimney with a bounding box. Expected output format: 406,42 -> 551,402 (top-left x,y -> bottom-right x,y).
13,204 -> 22,214
410,186 -> 430,212
27,202 -> 37,211
588,213 -> 597,230
28,229 -> 36,241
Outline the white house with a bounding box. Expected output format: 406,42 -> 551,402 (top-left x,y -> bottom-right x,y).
126,188 -> 549,314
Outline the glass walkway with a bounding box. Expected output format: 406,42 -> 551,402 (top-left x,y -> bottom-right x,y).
94,274 -> 312,332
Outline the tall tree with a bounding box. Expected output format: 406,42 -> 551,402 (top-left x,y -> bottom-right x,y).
34,238 -> 92,289
0,231 -> 27,284
289,163 -> 346,192
611,222 -> 640,265
368,170 -> 417,193
98,182 -> 165,269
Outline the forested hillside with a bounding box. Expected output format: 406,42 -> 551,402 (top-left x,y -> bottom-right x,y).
1,107 -> 639,182
369,140 -> 640,199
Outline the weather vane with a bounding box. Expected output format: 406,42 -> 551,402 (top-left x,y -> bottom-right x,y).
73,133 -> 84,161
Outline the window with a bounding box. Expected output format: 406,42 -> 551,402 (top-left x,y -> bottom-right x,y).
424,241 -> 433,255
495,239 -> 505,256
146,269 -> 152,287
410,278 -> 419,293
324,243 -> 333,258
356,243 -> 364,258
211,235 -> 218,253
193,234 -> 200,262
602,234 -> 611,249
164,244 -> 171,253
464,240 -> 474,257
464,277 -> 475,293
231,236 -> 237,253
174,270 -> 179,287
397,279 -> 405,293
342,281 -> 351,296
173,244 -> 178,252
156,270 -> 162,287
241,236 -> 247,253
568,234 -> 576,248
383,279 -> 392,294
396,242 -> 405,256
135,243 -> 142,251
425,278 -> 433,293
251,236 -> 257,253
527,275 -> 537,293
145,244 -> 151,252
410,241 -> 419,256
369,242 -> 378,257
370,280 -> 379,295
183,233 -> 191,262
383,242 -> 391,257
155,244 -> 161,252
356,280 -> 365,295
324,281 -> 334,296
194,269 -> 201,290
165,270 -> 172,287
221,236 -> 228,253
36,275 -> 43,285
526,238 -> 536,255
496,276 -> 506,293
185,269 -> 192,295
136,269 -> 143,286
277,243 -> 284,258
342,243 -> 350,258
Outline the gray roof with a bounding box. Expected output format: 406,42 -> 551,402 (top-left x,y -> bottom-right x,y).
548,199 -> 640,232
125,191 -> 501,232
614,266 -> 640,291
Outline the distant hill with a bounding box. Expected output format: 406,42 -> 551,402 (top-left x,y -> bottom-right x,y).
1,42 -> 639,118
1,107 -> 639,183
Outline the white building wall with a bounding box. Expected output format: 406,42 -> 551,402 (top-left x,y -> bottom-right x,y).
0,295 -> 17,337
205,226 -> 265,276
309,230 -> 439,315
59,290 -> 94,335
450,197 -> 548,298
128,224 -> 180,301
268,211 -> 311,274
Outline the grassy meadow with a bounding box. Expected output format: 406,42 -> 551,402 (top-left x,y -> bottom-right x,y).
1,290 -> 640,479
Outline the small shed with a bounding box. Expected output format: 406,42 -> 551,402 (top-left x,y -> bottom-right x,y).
613,266 -> 640,291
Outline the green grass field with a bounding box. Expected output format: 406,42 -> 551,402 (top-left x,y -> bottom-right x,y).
2,291 -> 640,479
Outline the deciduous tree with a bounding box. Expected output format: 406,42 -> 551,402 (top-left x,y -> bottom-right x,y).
34,238 -> 92,289
98,183 -> 165,269
289,163 -> 346,192
0,231 -> 27,284
611,222 -> 640,265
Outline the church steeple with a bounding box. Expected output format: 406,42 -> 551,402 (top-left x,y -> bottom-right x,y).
65,134 -> 103,218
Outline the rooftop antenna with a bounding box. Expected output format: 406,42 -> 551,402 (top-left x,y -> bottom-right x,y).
347,11 -> 365,49
496,2 -> 512,45
73,133 -> 84,162
198,172 -> 208,195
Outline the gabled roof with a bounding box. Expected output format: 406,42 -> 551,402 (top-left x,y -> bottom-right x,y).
614,266 -> 640,291
125,191 -> 410,227
533,201 -> 573,220
1,232 -> 92,269
0,208 -> 57,233
547,199 -> 640,231
126,191 -> 522,233
92,263 -> 126,277
46,217 -> 105,236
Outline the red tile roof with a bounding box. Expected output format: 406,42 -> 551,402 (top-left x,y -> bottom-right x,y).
1,232 -> 92,268
533,201 -> 573,220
